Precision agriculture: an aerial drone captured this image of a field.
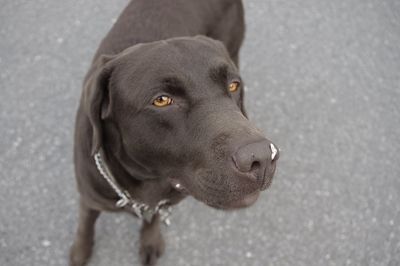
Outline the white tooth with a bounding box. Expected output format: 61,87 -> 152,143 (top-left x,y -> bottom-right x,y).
270,143 -> 278,160
175,183 -> 181,189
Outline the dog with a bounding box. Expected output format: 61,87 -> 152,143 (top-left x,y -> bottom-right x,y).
70,0 -> 279,265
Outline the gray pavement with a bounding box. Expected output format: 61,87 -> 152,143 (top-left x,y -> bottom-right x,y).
1,0 -> 400,265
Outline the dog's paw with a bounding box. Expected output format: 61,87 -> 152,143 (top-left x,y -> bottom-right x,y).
69,242 -> 93,266
139,234 -> 165,266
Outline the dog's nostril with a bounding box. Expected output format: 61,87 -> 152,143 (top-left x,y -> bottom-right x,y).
250,161 -> 261,173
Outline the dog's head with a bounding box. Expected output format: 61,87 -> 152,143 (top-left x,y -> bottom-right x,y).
83,36 -> 279,209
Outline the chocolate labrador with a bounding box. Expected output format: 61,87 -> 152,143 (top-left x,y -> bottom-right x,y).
70,0 -> 279,265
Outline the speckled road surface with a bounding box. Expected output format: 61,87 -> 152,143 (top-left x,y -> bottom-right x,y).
1,0 -> 400,265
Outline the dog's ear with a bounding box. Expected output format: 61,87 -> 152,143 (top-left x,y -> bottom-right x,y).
194,36 -> 248,117
239,86 -> 248,118
82,54 -> 115,155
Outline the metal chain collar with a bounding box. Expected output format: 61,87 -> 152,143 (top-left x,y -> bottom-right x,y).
94,151 -> 172,225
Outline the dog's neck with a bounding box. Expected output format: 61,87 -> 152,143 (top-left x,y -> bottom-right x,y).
99,144 -> 186,207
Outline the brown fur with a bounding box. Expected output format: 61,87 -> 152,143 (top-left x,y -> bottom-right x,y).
70,1 -> 278,265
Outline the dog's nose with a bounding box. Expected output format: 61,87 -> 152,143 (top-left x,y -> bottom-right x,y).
232,140 -> 279,180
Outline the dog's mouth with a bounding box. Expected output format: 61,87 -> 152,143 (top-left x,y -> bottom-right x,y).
168,174 -> 267,210
198,189 -> 261,210
221,190 -> 261,209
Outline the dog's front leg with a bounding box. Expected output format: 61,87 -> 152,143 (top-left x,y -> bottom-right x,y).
139,214 -> 165,266
69,199 -> 100,266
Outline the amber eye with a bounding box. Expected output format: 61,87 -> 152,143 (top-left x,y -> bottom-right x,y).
153,95 -> 173,107
229,81 -> 240,92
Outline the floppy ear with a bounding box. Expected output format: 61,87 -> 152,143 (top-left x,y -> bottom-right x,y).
82,54 -> 115,155
239,85 -> 248,118
194,36 -> 249,117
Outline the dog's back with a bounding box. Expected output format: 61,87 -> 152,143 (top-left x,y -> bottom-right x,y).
94,0 -> 244,64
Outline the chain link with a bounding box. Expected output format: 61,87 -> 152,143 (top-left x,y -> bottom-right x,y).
94,151 -> 172,225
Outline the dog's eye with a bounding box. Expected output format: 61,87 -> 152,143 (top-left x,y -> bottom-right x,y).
228,81 -> 240,92
153,95 -> 173,107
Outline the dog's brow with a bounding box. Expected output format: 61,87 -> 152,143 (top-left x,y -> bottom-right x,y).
209,64 -> 228,83
162,76 -> 186,96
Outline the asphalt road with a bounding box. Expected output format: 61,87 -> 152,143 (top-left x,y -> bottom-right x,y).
1,0 -> 399,265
